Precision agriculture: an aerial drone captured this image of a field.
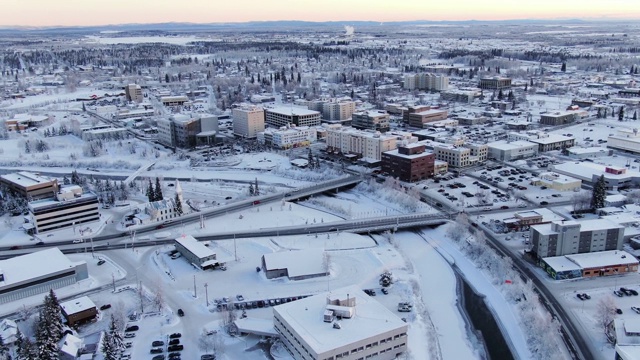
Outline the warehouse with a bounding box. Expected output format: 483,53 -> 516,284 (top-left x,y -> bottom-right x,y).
261,248 -> 328,280
174,235 -> 218,269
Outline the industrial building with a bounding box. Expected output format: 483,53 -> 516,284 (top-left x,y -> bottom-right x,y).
0,171 -> 59,200
273,286 -> 408,360
261,248 -> 328,280
28,185 -> 99,234
174,235 -> 218,269
0,248 -> 89,304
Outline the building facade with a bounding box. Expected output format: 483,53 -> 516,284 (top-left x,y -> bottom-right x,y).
233,106 -> 265,139
351,111 -> 391,133
403,73 -> 449,91
257,126 -> 317,149
404,107 -> 448,128
530,219 -> 624,260
0,171 -> 59,200
124,84 -> 143,103
322,100 -> 356,121
479,77 -> 512,90
273,287 -> 408,360
174,235 -> 218,269
540,111 -> 577,126
487,140 -> 538,161
265,106 -> 322,128
381,144 -> 435,182
326,126 -> 398,161
28,186 -> 99,233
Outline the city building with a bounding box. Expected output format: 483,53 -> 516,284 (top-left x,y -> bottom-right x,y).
81,127 -> 129,141
531,172 -> 582,191
174,235 -> 218,269
403,73 -> 449,91
28,185 -> 99,234
113,108 -> 155,121
550,162 -> 640,190
233,105 -> 265,139
273,286 -> 408,360
440,89 -> 479,103
351,110 -> 390,132
322,100 -> 356,121
530,219 -> 625,261
502,208 -> 564,231
433,142 -> 488,168
265,106 -> 322,128
124,84 -> 143,103
404,107 -> 448,128
508,131 -> 575,152
261,248 -> 328,280
608,129 -> 640,154
257,125 -> 317,149
326,126 -> 399,162
479,77 -> 512,90
0,171 -> 59,200
60,296 -> 98,326
540,250 -> 638,280
613,319 -> 640,360
0,248 -> 88,304
539,111 -> 578,126
160,95 -> 189,107
157,114 -> 217,148
487,140 -> 538,161
381,143 -> 435,182
4,114 -> 51,131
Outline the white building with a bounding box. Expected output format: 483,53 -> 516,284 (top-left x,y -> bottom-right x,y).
174,235 -> 218,269
261,248 -> 328,280
233,105 -> 265,139
532,172 -> 582,191
433,142 -> 488,168
608,129 -> 640,154
124,84 -> 143,103
28,185 -> 99,234
487,140 -> 538,161
508,131 -> 575,152
265,106 -> 322,128
322,100 -> 356,121
326,126 -> 399,161
257,125 -> 317,149
404,73 -> 449,91
0,248 -> 88,304
273,286 -> 408,360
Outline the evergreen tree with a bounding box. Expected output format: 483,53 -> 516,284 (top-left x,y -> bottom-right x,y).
101,314 -> 123,360
307,148 -> 315,169
101,331 -> 117,360
619,107 -> 625,121
0,335 -> 9,360
634,110 -> 638,121
254,178 -> 259,196
497,89 -> 504,100
15,329 -> 37,360
35,309 -> 58,360
249,183 -> 255,196
561,62 -> 567,72
174,193 -> 183,215
591,175 -> 606,210
154,177 -> 163,201
82,102 -> 86,112
146,179 -> 154,202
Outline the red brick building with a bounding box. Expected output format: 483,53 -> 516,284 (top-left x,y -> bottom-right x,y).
381,144 -> 435,182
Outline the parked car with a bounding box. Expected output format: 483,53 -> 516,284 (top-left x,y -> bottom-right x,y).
124,333 -> 136,339
97,259 -> 106,266
614,290 -> 624,297
576,293 -> 585,301
236,295 -> 244,301
582,293 -> 591,300
152,356 -> 165,360
100,304 -> 112,310
124,342 -> 132,348
125,325 -> 139,332
540,201 -> 549,206
201,355 -> 216,360
168,344 -> 184,352
632,306 -> 640,314
617,308 -> 624,314
169,339 -> 180,346
152,341 -> 164,347
169,333 -> 182,339
177,309 -> 184,317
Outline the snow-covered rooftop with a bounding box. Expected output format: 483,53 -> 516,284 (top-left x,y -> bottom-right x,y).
565,250 -> 637,269
0,248 -> 82,289
266,106 -> 319,116
262,248 -> 326,279
0,171 -> 54,187
174,235 -> 215,260
273,285 -> 407,355
542,256 -> 582,272
60,296 -> 96,315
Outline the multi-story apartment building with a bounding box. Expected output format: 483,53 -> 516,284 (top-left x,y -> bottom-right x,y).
157,114 -> 217,148
440,89 -> 479,103
0,171 -> 59,201
28,186 -> 99,234
530,219 -> 624,260
351,110 -> 390,133
403,73 -> 449,91
381,143 -> 435,182
257,125 -> 317,149
273,286 -> 408,360
479,77 -> 512,90
233,105 -> 265,139
326,126 -> 398,161
265,106 -> 322,128
540,111 -> 578,126
431,142 -> 488,168
124,84 -> 143,103
322,100 -> 356,121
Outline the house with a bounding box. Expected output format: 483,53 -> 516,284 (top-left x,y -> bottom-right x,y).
60,296 -> 98,326
0,319 -> 18,344
59,333 -> 84,360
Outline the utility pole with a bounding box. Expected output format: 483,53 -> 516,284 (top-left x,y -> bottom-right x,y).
234,233 -> 237,261
112,273 -> 115,292
204,283 -> 209,306
193,275 -> 197,298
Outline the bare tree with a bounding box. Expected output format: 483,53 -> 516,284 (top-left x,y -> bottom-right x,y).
198,330 -> 215,354
595,296 -> 617,337
571,192 -> 591,213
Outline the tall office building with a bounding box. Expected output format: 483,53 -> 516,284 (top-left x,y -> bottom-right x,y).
233,105 -> 265,139
124,84 -> 143,103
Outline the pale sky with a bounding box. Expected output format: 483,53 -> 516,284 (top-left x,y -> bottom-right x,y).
3,0 -> 638,27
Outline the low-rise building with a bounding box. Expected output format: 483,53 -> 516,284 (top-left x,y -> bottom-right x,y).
0,171 -> 59,200
60,296 -> 98,326
0,248 -> 88,304
326,126 -> 399,161
440,89 -> 478,103
351,111 -> 390,133
432,142 -> 487,168
531,172 -> 582,191
479,77 -> 512,90
608,129 -> 640,154
381,143 -> 435,182
509,131 -> 575,152
273,286 -> 408,360
487,140 -> 538,161
405,108 -> 448,128
613,319 -> 640,360
160,95 -> 189,107
174,235 -> 218,269
530,219 -> 625,261
257,125 -> 317,149
28,186 -> 99,234
261,248 -> 328,280
551,161 -> 640,190
541,250 -> 638,280
539,111 -> 578,126
265,106 -> 322,128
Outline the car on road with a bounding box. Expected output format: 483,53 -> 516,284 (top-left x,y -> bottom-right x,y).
169,333 -> 182,339
100,304 -> 112,310
156,224 -> 165,229
97,259 -> 106,266
539,201 -> 549,206
253,200 -> 261,205
582,293 -> 591,300
9,245 -> 21,250
500,205 -> 509,210
72,239 -> 84,243
225,196 -> 232,200
125,325 -> 139,332
152,341 -> 164,347
177,309 -> 184,317
236,295 -> 244,301
632,307 -> 640,314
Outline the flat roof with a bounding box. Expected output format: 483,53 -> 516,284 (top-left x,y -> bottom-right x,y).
0,171 -> 54,188
414,109 -> 447,116
273,285 -> 407,355
60,296 -> 96,315
29,192 -> 98,211
488,140 -> 536,151
263,248 -> 326,278
565,250 -> 637,269
0,248 -> 80,289
383,148 -> 432,160
542,256 -> 582,272
528,134 -> 574,145
175,235 -> 215,260
266,106 -> 320,117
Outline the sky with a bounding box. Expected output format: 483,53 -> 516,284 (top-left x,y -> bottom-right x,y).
2,0 -> 639,27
